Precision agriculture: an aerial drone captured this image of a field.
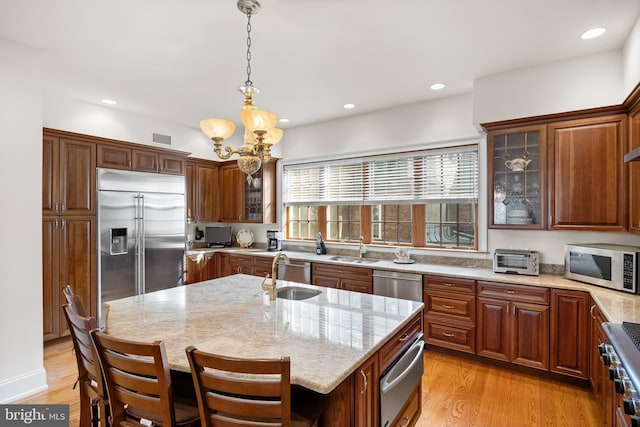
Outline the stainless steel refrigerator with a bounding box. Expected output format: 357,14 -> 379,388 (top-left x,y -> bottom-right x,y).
97,168 -> 185,325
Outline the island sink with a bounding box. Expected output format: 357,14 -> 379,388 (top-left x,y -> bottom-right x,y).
276,286 -> 322,301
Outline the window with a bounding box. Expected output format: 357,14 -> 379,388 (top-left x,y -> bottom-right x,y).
283,143 -> 479,250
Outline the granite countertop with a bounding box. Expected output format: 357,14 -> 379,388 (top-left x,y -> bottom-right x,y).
104,274 -> 424,394
185,248 -> 640,324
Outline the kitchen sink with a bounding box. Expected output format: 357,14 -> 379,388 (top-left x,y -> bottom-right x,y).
329,256 -> 379,264
276,286 -> 322,301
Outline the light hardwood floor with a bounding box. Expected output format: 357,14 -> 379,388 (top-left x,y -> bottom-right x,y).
16,339 -> 601,427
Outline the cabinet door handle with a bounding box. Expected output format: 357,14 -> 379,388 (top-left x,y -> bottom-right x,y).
590,304 -> 596,319
399,416 -> 410,426
442,332 -> 454,337
359,370 -> 368,394
61,203 -> 66,212
442,304 -> 455,309
61,219 -> 66,229
54,203 -> 59,212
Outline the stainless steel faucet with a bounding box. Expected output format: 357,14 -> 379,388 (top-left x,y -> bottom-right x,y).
261,253 -> 289,301
358,236 -> 367,258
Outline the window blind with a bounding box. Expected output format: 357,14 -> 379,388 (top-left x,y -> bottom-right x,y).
283,144 -> 478,205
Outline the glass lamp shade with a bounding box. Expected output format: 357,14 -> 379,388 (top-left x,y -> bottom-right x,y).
237,155 -> 262,177
200,118 -> 236,140
241,108 -> 278,132
262,127 -> 283,145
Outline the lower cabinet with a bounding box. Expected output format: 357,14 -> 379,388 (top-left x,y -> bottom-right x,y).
184,252 -> 216,284
424,276 -> 476,354
476,281 -> 550,371
228,253 -> 255,275
591,302 -> 614,427
354,353 -> 378,427
550,289 -> 590,379
43,216 -> 95,341
312,263 -> 373,294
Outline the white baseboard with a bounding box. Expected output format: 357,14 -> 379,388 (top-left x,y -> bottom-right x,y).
0,368 -> 48,404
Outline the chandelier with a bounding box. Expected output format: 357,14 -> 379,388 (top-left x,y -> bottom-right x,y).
200,0 -> 283,184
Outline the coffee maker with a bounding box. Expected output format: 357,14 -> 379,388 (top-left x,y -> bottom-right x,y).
266,230 -> 282,252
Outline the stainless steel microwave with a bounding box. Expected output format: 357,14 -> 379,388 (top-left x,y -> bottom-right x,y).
565,243 -> 640,293
493,249 -> 539,276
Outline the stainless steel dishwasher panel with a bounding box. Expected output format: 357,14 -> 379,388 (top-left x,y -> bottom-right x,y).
373,270 -> 423,302
277,260 -> 311,284
380,334 -> 424,427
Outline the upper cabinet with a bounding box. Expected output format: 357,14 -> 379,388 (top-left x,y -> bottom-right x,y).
487,124 -> 547,229
626,90 -> 640,234
186,159 -> 219,223
43,133 -> 96,216
484,108 -> 629,232
548,114 -> 627,231
219,160 -> 277,224
97,142 -> 187,175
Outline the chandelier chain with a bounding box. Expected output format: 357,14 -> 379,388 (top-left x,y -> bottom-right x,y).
245,12 -> 253,88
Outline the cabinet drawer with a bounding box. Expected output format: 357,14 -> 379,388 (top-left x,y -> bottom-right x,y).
312,262 -> 372,281
379,313 -> 423,373
477,281 -> 549,304
228,254 -> 254,265
425,318 -> 475,354
424,275 -> 475,295
425,291 -> 475,322
253,257 -> 272,278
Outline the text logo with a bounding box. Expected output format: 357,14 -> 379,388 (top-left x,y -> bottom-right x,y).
0,405 -> 68,426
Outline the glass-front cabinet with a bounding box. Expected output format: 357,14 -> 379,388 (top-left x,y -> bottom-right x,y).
487,124 -> 547,229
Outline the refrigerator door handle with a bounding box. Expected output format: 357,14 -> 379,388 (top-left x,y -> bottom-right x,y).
140,194 -> 146,295
134,194 -> 142,296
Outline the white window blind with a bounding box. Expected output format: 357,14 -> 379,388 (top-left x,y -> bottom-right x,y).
283,144 -> 478,205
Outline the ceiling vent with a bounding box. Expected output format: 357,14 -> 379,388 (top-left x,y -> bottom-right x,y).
152,133 -> 172,145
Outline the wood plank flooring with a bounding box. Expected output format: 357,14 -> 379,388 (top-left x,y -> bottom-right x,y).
15,339 -> 601,427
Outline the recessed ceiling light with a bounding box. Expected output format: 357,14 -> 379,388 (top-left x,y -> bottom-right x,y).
101,99 -> 117,105
580,27 -> 606,40
344,103 -> 356,109
279,118 -> 290,123
430,83 -> 446,91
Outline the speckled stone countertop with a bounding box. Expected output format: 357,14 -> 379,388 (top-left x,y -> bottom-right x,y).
104,274 -> 424,394
186,248 -> 640,324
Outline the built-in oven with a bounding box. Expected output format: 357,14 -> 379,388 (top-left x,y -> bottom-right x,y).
379,333 -> 424,427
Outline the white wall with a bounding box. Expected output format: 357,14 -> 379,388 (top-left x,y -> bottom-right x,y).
473,50 -> 624,125
0,39 -> 47,402
623,16 -> 640,96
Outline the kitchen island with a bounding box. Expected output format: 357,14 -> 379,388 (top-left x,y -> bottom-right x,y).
104,274 -> 424,426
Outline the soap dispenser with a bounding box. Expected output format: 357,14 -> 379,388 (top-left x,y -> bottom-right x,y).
316,232 -> 327,255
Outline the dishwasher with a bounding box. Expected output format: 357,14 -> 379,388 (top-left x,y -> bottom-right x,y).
277,260 -> 311,284
373,270 -> 423,302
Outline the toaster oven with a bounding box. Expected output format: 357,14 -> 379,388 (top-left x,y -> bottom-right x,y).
493,249 -> 539,276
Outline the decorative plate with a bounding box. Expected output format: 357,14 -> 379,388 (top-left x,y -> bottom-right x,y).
393,258 -> 416,264
236,229 -> 254,248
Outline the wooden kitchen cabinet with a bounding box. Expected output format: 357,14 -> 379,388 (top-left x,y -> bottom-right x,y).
219,160 -> 277,223
548,114 -> 628,231
228,253 -> 255,275
424,275 -> 476,354
43,134 -> 96,216
312,262 -> 373,294
550,289 -> 590,379
487,124 -> 547,229
98,141 -> 187,175
185,159 -> 219,223
476,281 -> 550,371
42,216 -> 95,341
627,103 -> 640,234
590,302 -> 614,427
354,353 -> 378,427
184,252 -> 216,284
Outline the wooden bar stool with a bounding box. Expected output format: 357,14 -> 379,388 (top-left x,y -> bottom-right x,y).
185,346 -> 324,427
91,331 -> 200,427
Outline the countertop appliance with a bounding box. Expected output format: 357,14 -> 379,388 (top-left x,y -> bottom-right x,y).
599,322 -> 640,422
205,226 -> 233,248
97,168 -> 185,325
373,270 -> 423,302
493,249 -> 539,276
380,333 -> 424,427
565,243 -> 640,293
267,229 -> 282,252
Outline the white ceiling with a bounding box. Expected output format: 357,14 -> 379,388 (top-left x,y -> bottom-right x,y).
1,0 -> 639,130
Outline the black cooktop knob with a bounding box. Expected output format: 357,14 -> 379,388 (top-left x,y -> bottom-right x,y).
615,379 -> 626,394
603,354 -> 612,366
625,398 -> 637,415
631,414 -> 640,427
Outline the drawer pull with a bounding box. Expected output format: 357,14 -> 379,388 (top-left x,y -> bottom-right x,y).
505,290 -> 517,294
399,333 -> 409,342
399,416 -> 410,426
442,304 -> 455,309
442,332 -> 455,337
442,283 -> 454,287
